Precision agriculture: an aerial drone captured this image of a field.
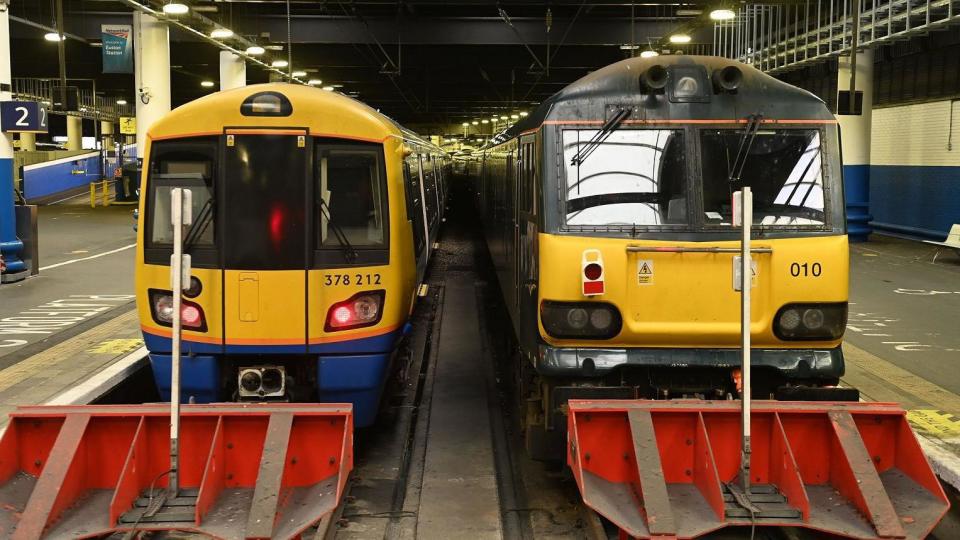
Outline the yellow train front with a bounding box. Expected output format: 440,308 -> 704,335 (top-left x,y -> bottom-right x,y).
136,84 -> 447,427
476,56 -> 852,458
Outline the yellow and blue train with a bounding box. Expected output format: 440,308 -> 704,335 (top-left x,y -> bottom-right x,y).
474,56 -> 851,458
136,84 -> 448,426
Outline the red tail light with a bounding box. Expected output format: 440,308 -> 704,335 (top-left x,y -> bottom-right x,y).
581,249 -> 605,296
325,290 -> 386,331
148,289 -> 208,332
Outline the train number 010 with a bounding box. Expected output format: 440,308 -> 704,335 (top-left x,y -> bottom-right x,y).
790,262 -> 822,277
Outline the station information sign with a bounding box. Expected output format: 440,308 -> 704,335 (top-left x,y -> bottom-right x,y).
0,101 -> 49,133
119,116 -> 137,135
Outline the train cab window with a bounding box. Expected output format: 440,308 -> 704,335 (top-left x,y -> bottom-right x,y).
316,147 -> 387,248
562,129 -> 686,227
146,138 -> 217,249
700,129 -> 827,227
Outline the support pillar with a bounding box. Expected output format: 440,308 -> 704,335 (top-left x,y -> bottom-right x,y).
18,133 -> 36,152
101,120 -> 115,150
66,115 -> 82,151
133,12 -> 171,160
837,48 -> 873,242
0,7 -> 26,280
219,51 -> 246,91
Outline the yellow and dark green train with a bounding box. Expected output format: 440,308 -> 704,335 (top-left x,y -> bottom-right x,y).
473,56 -> 851,458
136,84 -> 449,426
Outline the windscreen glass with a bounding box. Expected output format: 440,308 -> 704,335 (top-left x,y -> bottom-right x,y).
317,147 -> 386,248
562,129 -> 687,226
147,138 -> 217,246
700,129 -> 826,226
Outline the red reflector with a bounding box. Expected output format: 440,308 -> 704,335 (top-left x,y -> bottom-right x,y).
583,281 -> 604,295
332,306 -> 353,324
181,305 -> 202,325
584,263 -> 602,280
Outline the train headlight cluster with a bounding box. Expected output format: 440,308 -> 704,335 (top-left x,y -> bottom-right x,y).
774,303 -> 847,341
148,289 -> 208,331
541,301 -> 622,340
325,290 -> 386,331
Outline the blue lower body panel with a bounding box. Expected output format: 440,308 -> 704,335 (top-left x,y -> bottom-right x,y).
149,354 -> 221,404
317,354 -> 391,427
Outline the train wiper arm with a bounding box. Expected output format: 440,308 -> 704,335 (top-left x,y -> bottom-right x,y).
183,198 -> 214,251
318,198 -> 359,263
570,107 -> 632,167
727,113 -> 764,184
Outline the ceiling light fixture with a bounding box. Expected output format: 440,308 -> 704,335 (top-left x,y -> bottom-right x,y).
201,80 -> 215,88
510,114 -> 519,120
519,111 -> 529,117
669,33 -> 692,44
481,119 -> 489,124
322,86 -> 335,91
640,49 -> 660,58
162,2 -> 190,15
710,8 -> 736,21
116,99 -> 127,105
307,79 -> 323,86
292,70 -> 307,78
210,28 -> 233,39
271,59 -> 289,68
245,45 -> 266,56
619,44 -> 640,50
471,121 -> 479,125
44,32 -> 64,42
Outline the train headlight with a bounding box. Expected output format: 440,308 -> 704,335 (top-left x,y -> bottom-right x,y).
774,303 -> 846,341
325,290 -> 386,331
567,308 -> 589,329
541,301 -> 622,340
148,289 -> 208,331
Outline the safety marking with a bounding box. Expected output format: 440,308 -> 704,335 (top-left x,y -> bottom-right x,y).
907,410 -> 960,437
39,243 -> 136,271
637,260 -> 654,285
85,338 -> 143,355
417,284 -> 429,297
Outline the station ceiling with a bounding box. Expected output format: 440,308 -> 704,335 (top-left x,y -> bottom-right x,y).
8,1 -> 717,125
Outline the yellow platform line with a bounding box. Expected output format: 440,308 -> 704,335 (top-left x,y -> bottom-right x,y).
0,309 -> 139,394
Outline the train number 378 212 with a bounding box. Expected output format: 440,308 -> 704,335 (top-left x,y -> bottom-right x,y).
324,273 -> 382,286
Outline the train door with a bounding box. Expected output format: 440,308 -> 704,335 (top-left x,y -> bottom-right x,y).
416,154 -> 433,257
404,156 -> 428,281
221,129 -> 310,352
516,137 -> 539,345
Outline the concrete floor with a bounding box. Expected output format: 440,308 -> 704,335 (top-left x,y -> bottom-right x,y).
847,235 -> 960,394
0,199 -> 137,359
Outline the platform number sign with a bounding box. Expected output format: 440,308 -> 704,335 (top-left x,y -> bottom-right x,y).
1,101 -> 49,133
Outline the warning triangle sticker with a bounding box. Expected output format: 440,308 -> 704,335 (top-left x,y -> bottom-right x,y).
639,262 -> 652,275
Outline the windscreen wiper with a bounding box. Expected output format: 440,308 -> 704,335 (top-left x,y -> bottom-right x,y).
727,113 -> 764,184
318,197 -> 359,263
569,107 -> 632,167
183,198 -> 214,251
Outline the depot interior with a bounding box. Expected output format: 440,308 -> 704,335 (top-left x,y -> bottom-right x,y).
1,0 -> 960,538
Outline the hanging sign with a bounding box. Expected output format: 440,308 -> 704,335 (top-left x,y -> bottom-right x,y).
1,102 -> 49,133
119,117 -> 137,135
101,24 -> 133,74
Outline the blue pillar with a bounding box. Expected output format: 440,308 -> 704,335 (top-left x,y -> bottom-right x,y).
0,7 -> 26,281
837,49 -> 874,242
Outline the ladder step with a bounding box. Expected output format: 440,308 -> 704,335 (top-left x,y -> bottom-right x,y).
721,492 -> 787,504
133,495 -> 199,508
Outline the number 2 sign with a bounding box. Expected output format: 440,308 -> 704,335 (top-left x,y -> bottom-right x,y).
1,101 -> 49,133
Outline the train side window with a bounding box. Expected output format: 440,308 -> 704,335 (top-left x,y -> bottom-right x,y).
316,146 -> 387,248
146,138 -> 217,248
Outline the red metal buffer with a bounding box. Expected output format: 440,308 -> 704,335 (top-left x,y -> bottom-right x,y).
567,400 -> 949,540
0,403 -> 353,539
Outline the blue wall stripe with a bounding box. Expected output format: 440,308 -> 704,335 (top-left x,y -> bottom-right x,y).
870,165 -> 960,240
22,153 -> 105,201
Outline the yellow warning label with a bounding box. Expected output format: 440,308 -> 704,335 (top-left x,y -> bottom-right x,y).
86,339 -> 143,355
119,116 -> 137,135
637,259 -> 654,285
907,409 -> 960,437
